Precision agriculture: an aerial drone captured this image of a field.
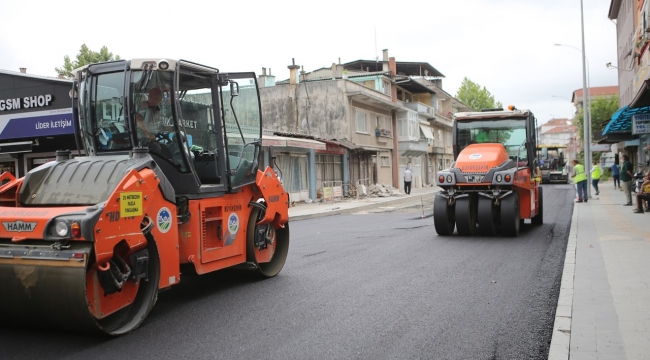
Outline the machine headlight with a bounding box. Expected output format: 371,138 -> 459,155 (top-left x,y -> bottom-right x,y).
496,174 -> 503,182
55,221 -> 69,237
446,175 -> 453,183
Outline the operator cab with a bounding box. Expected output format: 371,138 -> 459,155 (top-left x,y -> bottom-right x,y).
453,106 -> 537,168
74,59 -> 262,198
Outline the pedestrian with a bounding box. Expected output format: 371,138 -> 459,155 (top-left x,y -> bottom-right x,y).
633,172 -> 650,213
590,160 -> 601,195
620,154 -> 634,205
404,167 -> 412,195
611,162 -> 620,189
571,159 -> 588,203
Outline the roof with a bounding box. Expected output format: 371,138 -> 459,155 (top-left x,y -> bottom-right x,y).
571,86 -> 618,102
543,126 -> 576,134
342,60 -> 445,78
543,118 -> 571,126
0,69 -> 72,84
397,78 -> 436,95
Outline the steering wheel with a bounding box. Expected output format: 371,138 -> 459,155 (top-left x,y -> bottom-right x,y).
155,132 -> 173,145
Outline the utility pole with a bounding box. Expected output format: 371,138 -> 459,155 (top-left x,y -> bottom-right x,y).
580,0 -> 591,198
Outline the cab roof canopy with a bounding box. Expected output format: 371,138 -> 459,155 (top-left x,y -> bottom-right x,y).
454,108 -> 532,120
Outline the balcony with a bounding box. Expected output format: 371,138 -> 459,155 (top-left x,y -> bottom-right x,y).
429,145 -> 445,154
398,140 -> 429,156
404,102 -> 435,119
431,109 -> 453,128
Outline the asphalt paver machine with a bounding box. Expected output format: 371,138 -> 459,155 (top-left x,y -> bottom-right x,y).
0,59 -> 290,335
536,144 -> 568,183
434,106 -> 543,236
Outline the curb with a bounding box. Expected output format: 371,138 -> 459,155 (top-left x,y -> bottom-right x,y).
548,201 -> 578,359
290,191 -> 438,221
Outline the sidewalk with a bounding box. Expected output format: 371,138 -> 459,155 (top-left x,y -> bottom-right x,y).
549,183 -> 650,360
288,185 -> 440,221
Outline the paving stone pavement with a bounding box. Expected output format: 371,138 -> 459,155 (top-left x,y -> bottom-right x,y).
549,181 -> 650,360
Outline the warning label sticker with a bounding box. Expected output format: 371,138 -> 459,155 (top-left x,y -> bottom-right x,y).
120,192 -> 143,217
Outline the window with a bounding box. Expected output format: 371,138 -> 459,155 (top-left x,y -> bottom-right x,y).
91,72 -> 130,153
383,80 -> 391,95
438,130 -> 443,147
455,118 -> 528,159
381,156 -> 390,167
356,110 -> 368,133
446,159 -> 451,165
398,111 -> 418,138
399,157 -> 408,166
376,115 -> 392,132
412,157 -> 422,166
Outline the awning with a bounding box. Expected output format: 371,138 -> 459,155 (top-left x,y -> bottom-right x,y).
630,79 -> 650,109
602,106 -> 650,135
0,141 -> 32,155
261,134 -> 325,150
419,124 -> 434,140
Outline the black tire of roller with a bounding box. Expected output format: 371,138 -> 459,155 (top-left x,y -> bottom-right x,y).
455,195 -> 477,236
478,196 -> 498,236
433,194 -> 455,235
501,191 -> 521,237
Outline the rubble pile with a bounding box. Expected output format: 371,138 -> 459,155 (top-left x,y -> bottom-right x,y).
361,183 -> 401,198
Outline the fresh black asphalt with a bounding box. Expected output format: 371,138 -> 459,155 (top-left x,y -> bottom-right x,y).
0,184 -> 574,360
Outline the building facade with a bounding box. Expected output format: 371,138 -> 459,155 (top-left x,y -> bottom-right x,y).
604,0 -> 649,169
258,51 -> 468,199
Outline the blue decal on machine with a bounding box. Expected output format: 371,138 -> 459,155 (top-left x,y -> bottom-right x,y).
157,207 -> 172,233
224,212 -> 239,246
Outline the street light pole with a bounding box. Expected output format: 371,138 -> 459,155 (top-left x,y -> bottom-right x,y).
580,0 -> 591,199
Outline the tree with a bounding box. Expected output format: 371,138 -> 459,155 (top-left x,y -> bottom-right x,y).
55,44 -> 121,77
455,77 -> 503,111
574,95 -> 619,142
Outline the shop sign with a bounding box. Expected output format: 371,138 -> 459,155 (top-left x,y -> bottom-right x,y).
0,108 -> 74,139
632,113 -> 650,135
0,94 -> 53,111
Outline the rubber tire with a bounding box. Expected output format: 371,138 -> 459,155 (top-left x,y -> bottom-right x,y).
455,195 -> 477,236
246,206 -> 290,278
478,196 -> 498,236
434,194 -> 455,235
532,187 -> 544,225
501,191 -> 521,237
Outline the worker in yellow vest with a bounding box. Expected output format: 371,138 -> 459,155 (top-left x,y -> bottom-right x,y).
571,159 -> 588,203
591,160 -> 601,196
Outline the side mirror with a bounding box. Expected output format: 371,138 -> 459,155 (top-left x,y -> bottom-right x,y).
230,81 -> 239,97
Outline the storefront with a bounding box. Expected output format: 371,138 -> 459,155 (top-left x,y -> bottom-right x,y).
0,70 -> 75,177
259,132 -> 326,202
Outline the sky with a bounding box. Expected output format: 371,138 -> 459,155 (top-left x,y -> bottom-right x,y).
0,0 -> 618,125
